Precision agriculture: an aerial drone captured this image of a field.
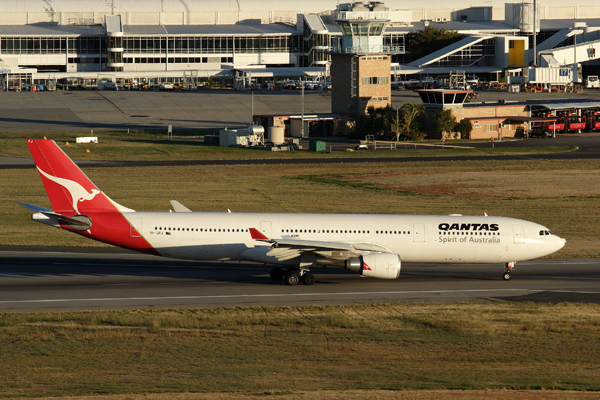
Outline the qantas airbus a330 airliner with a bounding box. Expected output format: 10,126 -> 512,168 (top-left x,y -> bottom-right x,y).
20,139 -> 566,285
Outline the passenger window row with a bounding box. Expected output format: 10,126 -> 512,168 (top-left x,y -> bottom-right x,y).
281,229 -> 410,235
155,227 -> 249,233
282,229 -> 370,234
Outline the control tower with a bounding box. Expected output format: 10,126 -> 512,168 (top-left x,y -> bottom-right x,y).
330,2 -> 392,116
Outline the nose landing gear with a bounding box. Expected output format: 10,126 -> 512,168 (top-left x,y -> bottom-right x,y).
503,262 -> 515,280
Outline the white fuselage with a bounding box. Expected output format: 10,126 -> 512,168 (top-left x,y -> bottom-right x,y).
124,212 -> 565,265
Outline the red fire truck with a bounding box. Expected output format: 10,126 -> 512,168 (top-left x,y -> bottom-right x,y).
529,113 -> 563,137
583,111 -> 600,132
559,112 -> 586,133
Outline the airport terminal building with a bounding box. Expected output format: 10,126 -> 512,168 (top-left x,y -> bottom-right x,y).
1,0 -> 600,90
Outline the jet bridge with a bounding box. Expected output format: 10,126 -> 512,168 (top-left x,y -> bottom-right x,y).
408,35 -> 494,68
534,26 -> 600,68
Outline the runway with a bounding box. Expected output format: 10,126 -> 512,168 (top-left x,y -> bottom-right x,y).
1,248 -> 598,312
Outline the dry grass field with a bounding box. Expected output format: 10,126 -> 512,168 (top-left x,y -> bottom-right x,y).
13,390 -> 600,400
1,303 -> 599,399
0,136 -> 575,160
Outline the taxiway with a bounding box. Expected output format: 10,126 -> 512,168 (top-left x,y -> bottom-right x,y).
1,248 -> 598,312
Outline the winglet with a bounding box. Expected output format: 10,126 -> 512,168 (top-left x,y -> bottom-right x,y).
249,228 -> 269,240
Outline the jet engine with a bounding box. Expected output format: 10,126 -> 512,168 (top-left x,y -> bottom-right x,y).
345,253 -> 401,279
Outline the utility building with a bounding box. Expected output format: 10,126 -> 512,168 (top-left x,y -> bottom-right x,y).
330,3 -> 394,116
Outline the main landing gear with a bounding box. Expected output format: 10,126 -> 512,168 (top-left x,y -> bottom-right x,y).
270,267 -> 315,286
503,262 -> 515,281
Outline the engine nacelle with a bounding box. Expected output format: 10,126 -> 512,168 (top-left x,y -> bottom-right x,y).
345,253 -> 401,279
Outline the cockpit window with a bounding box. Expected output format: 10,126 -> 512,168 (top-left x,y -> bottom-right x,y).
539,230 -> 552,236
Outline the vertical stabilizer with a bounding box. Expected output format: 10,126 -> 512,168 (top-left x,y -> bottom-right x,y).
25,139 -> 156,254
27,139 -> 130,214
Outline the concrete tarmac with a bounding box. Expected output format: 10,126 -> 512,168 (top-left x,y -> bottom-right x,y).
1,248 -> 598,312
0,89 -> 332,132
0,87 -> 599,133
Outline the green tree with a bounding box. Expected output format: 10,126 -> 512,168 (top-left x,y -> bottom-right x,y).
410,26 -> 462,61
352,105 -> 398,140
455,119 -> 473,139
352,103 -> 426,141
397,102 -> 425,140
433,109 -> 457,134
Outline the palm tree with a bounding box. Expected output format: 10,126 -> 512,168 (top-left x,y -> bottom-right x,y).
398,102 -> 425,140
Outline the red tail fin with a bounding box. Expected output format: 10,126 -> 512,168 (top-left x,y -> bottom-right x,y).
27,139 -> 125,214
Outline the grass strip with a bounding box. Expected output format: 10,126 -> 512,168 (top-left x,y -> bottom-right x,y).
0,136 -> 576,160
1,303 -> 599,398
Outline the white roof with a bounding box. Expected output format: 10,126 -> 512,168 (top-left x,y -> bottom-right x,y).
0,0 -> 339,13
304,15 -> 328,34
234,67 -> 326,78
393,65 -> 502,75
533,101 -> 600,110
105,15 -> 122,33
5,0 -> 600,14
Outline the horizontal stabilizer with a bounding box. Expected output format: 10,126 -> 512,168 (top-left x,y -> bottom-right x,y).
41,212 -> 92,231
19,203 -> 92,231
18,202 -> 52,213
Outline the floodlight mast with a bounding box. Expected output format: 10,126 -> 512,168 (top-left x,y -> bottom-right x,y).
533,0 -> 537,66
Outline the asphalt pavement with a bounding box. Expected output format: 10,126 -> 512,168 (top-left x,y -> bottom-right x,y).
0,86 -> 599,133
1,248 -> 598,312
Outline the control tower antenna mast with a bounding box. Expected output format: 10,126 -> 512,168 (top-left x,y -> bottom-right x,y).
106,0 -> 115,15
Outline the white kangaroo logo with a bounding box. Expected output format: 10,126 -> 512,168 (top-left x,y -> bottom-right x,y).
38,167 -> 100,214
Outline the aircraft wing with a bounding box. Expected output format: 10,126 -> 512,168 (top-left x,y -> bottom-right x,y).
249,228 -> 390,262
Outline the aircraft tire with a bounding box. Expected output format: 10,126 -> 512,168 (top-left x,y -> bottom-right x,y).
285,272 -> 300,286
270,267 -> 284,280
503,272 -> 512,281
301,273 -> 315,286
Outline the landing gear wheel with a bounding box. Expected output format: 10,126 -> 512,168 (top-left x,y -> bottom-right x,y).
301,273 -> 315,286
503,262 -> 515,281
270,267 -> 284,281
285,272 -> 300,286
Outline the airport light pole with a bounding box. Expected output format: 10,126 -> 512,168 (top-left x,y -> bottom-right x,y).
250,72 -> 254,124
301,77 -> 305,138
533,0 -> 537,66
396,106 -> 399,141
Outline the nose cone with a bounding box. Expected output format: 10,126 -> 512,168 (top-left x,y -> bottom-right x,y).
543,234 -> 566,257
555,235 -> 567,252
